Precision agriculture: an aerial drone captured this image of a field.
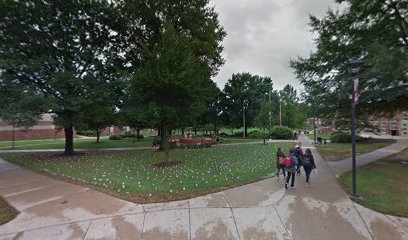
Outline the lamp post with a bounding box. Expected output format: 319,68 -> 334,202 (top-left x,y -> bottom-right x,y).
279,93 -> 282,126
347,58 -> 363,198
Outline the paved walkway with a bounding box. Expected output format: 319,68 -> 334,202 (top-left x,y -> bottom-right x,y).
0,135 -> 407,240
328,139 -> 408,176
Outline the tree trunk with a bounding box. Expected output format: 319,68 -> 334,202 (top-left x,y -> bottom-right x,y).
231,128 -> 234,135
136,128 -> 141,141
11,122 -> 15,149
96,129 -> 100,143
194,127 -> 197,135
263,128 -> 266,145
159,124 -> 170,161
244,125 -> 248,139
64,126 -> 74,155
181,128 -> 184,135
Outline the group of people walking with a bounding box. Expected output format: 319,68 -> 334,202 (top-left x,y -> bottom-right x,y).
276,142 -> 317,189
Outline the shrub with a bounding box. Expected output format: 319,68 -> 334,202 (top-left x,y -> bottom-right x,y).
330,133 -> 364,143
121,133 -> 135,138
121,133 -> 144,139
76,130 -> 96,137
109,134 -> 123,140
219,132 -> 229,136
248,130 -> 264,139
270,126 -> 293,139
233,131 -> 244,137
330,133 -> 352,143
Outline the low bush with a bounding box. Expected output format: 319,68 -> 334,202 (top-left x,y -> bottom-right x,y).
248,130 -> 264,139
330,133 -> 351,143
219,132 -> 229,136
270,126 -> 293,139
76,130 -> 96,137
121,133 -> 144,139
233,131 -> 244,137
109,134 -> 123,140
330,133 -> 365,143
121,133 -> 135,138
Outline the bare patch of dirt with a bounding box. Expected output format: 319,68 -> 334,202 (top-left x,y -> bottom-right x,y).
379,157 -> 408,166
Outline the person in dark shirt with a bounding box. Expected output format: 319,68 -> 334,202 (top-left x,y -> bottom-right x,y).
302,148 -> 317,186
285,148 -> 299,189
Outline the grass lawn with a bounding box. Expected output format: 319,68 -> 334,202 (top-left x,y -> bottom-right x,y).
0,196 -> 18,225
339,148 -> 408,217
0,137 -> 154,150
316,139 -> 396,161
1,143 -> 291,203
0,137 -> 262,150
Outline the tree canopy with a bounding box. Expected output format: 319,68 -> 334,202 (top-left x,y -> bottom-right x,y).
223,73 -> 277,136
0,0 -> 124,153
290,0 -> 408,121
130,23 -> 221,159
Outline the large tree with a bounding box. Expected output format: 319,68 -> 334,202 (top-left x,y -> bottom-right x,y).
0,0 -> 124,154
223,73 -> 277,137
290,0 -> 408,123
130,23 -> 220,161
279,85 -> 306,129
118,0 -> 225,75
0,80 -> 47,148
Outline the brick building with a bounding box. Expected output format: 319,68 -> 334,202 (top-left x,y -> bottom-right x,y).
370,111 -> 408,136
0,114 -> 123,141
0,114 -> 65,141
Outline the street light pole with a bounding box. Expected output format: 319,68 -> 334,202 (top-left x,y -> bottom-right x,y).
279,96 -> 282,126
243,100 -> 246,139
348,58 -> 363,198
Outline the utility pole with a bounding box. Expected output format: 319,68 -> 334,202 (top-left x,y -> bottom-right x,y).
313,117 -> 317,143
269,90 -> 271,127
243,100 -> 246,139
279,97 -> 282,126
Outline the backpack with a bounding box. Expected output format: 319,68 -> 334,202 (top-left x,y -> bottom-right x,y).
285,157 -> 292,167
295,147 -> 303,159
278,157 -> 285,165
303,156 -> 312,167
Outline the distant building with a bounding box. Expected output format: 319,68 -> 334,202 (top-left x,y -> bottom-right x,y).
370,111 -> 408,136
0,114 -> 123,141
0,114 -> 64,141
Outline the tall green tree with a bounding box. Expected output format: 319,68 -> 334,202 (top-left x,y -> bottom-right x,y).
223,73 -> 276,137
130,23 -> 218,161
254,101 -> 276,144
290,0 -> 408,123
0,0 -> 124,154
80,106 -> 116,143
279,85 -> 305,129
0,81 -> 47,148
119,0 -> 226,75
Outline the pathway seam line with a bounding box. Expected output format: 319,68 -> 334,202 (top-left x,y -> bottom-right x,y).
188,201 -> 192,240
351,202 -> 374,240
82,219 -> 93,240
229,207 -> 241,240
273,204 -> 293,240
140,212 -> 147,239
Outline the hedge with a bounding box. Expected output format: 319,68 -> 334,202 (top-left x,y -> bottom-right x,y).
270,126 -> 293,139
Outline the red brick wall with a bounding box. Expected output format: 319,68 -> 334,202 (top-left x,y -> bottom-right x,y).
0,129 -> 65,141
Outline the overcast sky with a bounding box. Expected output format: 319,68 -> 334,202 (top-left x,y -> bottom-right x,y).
210,0 -> 337,92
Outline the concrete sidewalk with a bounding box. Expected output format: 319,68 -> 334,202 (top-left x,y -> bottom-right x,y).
0,135 -> 407,240
328,139 -> 408,176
